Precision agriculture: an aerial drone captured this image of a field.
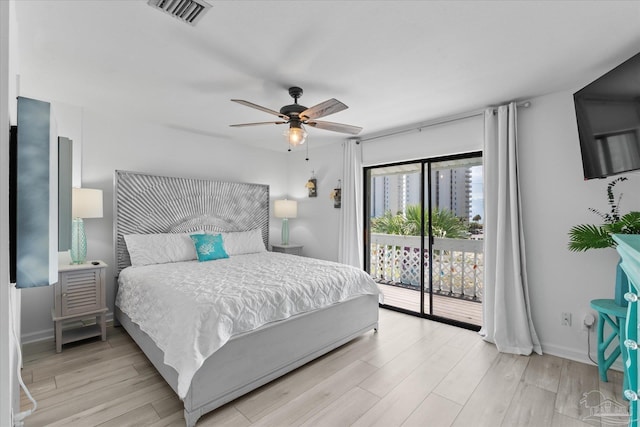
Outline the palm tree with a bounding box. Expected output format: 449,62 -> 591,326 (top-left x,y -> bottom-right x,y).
431,208 -> 469,238
403,204 -> 423,236
371,205 -> 469,238
371,211 -> 407,235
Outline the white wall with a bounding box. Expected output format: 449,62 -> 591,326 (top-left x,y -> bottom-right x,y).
286,143 -> 344,261
519,90 -> 640,362
1,0 -> 21,423
20,107 -> 289,341
362,115 -> 484,167
53,103 -> 83,186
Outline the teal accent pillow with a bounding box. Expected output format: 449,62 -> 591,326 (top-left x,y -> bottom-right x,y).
190,233 -> 229,262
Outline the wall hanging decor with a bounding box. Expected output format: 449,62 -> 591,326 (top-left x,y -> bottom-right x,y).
305,171 -> 317,197
330,179 -> 342,208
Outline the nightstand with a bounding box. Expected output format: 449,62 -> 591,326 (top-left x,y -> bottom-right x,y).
271,244 -> 303,256
53,261 -> 107,353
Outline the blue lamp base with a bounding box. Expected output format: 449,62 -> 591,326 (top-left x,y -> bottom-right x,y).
70,217 -> 87,264
281,218 -> 289,246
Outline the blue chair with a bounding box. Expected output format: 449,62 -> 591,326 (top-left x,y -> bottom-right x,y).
590,299 -> 628,391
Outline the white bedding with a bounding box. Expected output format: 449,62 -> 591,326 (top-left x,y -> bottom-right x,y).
116,251 -> 381,399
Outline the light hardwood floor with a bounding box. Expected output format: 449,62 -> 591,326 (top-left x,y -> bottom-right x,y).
21,308 -> 626,427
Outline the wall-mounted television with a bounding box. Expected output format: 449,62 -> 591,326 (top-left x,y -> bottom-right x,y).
574,51 -> 640,180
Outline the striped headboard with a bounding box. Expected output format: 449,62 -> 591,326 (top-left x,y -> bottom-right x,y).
114,170 -> 269,274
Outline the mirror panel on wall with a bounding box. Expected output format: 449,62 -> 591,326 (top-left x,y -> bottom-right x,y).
58,137 -> 73,251
13,96 -> 58,287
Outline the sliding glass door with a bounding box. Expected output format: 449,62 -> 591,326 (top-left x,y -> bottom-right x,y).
426,157 -> 483,327
365,153 -> 484,329
367,162 -> 423,312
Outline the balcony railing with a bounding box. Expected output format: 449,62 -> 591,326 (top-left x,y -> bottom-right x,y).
369,233 -> 484,302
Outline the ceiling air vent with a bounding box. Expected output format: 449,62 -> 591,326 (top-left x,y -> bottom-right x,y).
147,0 -> 212,26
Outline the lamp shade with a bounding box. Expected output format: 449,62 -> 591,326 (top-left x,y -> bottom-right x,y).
274,199 -> 297,219
72,188 -> 103,218
286,125 -> 307,146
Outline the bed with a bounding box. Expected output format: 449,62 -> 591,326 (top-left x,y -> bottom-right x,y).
113,170 -> 380,426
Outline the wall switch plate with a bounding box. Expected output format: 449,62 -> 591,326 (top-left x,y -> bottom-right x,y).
561,312 -> 572,326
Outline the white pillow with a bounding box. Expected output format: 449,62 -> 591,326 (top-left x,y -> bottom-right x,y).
124,233 -> 198,267
221,229 -> 266,256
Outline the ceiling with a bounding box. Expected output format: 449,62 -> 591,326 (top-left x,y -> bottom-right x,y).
13,0 -> 640,152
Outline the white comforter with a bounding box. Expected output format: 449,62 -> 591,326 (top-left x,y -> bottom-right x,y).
116,251 -> 380,399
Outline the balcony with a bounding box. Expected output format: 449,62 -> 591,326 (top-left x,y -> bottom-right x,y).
370,233 -> 483,326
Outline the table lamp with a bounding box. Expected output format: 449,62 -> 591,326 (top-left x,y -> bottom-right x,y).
274,199 -> 297,245
71,188 -> 103,264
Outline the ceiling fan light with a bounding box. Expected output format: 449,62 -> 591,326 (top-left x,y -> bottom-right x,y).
287,125 -> 307,146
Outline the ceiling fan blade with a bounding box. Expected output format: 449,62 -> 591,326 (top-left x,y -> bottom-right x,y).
229,121 -> 287,127
231,99 -> 289,120
306,120 -> 362,135
299,98 -> 348,120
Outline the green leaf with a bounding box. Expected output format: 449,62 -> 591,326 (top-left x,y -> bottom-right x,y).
568,224 -> 614,252
567,179 -> 638,252
617,211 -> 640,234
371,205 -> 470,238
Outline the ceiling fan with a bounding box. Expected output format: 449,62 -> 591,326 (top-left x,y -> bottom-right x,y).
230,86 -> 362,147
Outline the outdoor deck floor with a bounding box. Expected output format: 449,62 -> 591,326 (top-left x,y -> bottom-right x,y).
378,283 -> 483,326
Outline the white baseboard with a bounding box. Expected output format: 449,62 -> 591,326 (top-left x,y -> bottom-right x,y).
542,340 -> 623,372
20,328 -> 54,345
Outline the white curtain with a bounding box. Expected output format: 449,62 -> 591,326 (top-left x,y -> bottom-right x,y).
338,139 -> 364,268
481,102 -> 542,355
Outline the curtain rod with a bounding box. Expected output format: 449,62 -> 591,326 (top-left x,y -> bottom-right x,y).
357,100 -> 531,143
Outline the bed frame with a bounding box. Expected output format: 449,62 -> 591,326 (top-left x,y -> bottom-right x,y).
113,170 -> 379,426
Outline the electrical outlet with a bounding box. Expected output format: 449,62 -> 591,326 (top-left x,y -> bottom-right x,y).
561,312 -> 572,326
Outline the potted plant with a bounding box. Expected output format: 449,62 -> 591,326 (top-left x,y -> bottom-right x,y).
568,177 -> 640,305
